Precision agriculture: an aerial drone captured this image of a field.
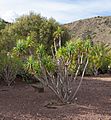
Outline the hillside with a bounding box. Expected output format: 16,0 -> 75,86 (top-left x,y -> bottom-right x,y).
64,16 -> 111,44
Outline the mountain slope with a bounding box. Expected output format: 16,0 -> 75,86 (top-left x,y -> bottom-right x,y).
64,16 -> 111,44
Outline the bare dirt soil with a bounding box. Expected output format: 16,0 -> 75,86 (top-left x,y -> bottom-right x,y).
0,76 -> 111,120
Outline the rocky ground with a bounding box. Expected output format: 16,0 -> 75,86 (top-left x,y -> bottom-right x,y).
0,76 -> 111,120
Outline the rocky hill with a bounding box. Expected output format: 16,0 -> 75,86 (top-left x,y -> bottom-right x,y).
64,16 -> 111,44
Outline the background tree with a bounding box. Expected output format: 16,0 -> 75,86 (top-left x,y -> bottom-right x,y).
0,12 -> 69,53
53,26 -> 64,53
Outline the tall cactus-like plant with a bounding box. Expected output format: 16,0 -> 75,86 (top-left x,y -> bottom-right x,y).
14,36 -> 91,103
53,26 -> 64,53
31,39 -> 91,103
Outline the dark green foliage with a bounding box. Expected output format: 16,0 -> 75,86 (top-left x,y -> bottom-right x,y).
0,13 -> 69,53
0,25 -> 16,51
0,18 -> 8,30
18,70 -> 35,84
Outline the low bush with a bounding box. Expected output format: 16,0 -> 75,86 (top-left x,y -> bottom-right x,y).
0,52 -> 22,86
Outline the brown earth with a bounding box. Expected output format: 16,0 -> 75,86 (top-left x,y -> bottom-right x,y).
0,76 -> 111,120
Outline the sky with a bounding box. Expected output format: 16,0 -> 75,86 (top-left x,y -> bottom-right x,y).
0,0 -> 111,24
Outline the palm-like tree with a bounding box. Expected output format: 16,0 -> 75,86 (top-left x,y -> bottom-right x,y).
53,26 -> 64,53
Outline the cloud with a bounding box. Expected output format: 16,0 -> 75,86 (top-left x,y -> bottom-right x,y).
0,0 -> 111,23
0,11 -> 19,22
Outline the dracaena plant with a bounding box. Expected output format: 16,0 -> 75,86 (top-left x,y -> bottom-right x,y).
13,35 -> 91,103
28,39 -> 91,103
87,42 -> 111,75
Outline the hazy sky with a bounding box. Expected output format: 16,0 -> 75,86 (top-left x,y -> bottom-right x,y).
0,0 -> 111,23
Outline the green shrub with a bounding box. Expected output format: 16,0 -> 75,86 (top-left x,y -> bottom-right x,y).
87,43 -> 111,75
0,52 -> 22,86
